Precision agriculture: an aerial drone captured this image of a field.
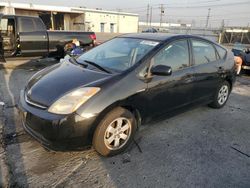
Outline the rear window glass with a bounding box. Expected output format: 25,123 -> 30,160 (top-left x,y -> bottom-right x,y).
191,39 -> 217,65
215,45 -> 227,59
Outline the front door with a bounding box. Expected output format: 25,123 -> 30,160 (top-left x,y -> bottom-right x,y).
18,17 -> 48,56
145,39 -> 195,118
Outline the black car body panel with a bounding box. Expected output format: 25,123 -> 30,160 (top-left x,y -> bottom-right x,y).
26,62 -> 112,107
18,34 -> 236,149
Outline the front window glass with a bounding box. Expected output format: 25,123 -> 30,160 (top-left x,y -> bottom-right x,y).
78,38 -> 159,72
153,39 -> 190,71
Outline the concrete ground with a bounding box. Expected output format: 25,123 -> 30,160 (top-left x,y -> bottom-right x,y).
0,58 -> 250,188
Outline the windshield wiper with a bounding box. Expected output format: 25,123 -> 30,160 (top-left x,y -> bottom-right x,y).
84,60 -> 111,74
69,57 -> 87,66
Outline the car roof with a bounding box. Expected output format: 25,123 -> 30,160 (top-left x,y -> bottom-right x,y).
118,33 -> 215,43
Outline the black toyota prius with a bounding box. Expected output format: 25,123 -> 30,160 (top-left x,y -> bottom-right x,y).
19,34 -> 236,156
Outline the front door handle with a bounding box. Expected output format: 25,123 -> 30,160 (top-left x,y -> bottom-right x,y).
184,78 -> 193,83
184,75 -> 194,83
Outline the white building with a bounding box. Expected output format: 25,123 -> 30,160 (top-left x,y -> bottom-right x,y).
0,2 -> 139,33
72,8 -> 139,33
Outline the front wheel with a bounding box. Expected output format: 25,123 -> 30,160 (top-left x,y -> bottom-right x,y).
209,81 -> 230,108
93,107 -> 137,157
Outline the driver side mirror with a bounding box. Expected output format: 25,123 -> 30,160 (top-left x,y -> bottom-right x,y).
150,65 -> 172,76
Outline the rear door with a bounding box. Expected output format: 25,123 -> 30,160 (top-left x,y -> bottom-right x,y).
145,39 -> 195,118
18,17 -> 48,56
190,38 -> 222,102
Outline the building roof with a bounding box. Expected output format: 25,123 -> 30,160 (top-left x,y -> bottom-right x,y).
0,2 -> 138,16
72,8 -> 138,17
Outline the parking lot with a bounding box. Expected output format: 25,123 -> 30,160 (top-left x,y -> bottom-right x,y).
0,58 -> 250,187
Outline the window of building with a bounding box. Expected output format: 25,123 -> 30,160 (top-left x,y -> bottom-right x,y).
100,23 -> 105,32
191,39 -> 217,65
110,23 -> 115,33
153,39 -> 190,71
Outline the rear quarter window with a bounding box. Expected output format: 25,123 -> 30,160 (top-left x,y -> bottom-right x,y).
215,45 -> 227,59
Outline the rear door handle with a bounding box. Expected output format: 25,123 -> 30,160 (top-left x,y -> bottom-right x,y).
217,66 -> 225,73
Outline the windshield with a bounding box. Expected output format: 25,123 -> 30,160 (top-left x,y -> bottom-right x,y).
77,37 -> 159,72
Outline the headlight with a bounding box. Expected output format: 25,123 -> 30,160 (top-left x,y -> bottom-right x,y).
48,87 -> 100,115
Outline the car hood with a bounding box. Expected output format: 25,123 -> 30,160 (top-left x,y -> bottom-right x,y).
26,61 -> 112,107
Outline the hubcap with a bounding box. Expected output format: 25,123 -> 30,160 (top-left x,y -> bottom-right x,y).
104,117 -> 132,150
218,85 -> 229,105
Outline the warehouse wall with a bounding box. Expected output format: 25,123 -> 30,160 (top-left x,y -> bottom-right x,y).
84,11 -> 138,33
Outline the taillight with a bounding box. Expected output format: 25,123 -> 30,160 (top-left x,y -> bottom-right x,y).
89,34 -> 97,46
89,34 -> 96,40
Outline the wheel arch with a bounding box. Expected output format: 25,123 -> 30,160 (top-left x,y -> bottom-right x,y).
225,75 -> 234,92
88,101 -> 142,142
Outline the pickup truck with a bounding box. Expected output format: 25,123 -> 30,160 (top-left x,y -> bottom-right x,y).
0,14 -> 96,60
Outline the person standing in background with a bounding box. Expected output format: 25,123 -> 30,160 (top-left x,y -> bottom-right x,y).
234,56 -> 243,75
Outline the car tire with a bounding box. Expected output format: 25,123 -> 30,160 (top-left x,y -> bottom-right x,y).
93,107 -> 137,157
209,81 -> 230,109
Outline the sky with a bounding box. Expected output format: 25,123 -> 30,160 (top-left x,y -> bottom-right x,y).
5,0 -> 250,27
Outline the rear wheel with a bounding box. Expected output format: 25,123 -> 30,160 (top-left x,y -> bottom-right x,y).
209,81 -> 230,108
93,107 -> 137,157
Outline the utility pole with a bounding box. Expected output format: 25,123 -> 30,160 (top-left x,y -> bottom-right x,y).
218,19 -> 225,44
160,4 -> 165,27
221,19 -> 225,30
146,4 -> 150,26
205,8 -> 211,28
149,6 -> 152,26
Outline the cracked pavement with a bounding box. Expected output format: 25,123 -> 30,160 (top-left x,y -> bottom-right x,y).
0,59 -> 250,187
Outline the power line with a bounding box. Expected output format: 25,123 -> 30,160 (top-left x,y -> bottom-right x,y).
117,0 -> 250,11
162,0 -> 250,8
